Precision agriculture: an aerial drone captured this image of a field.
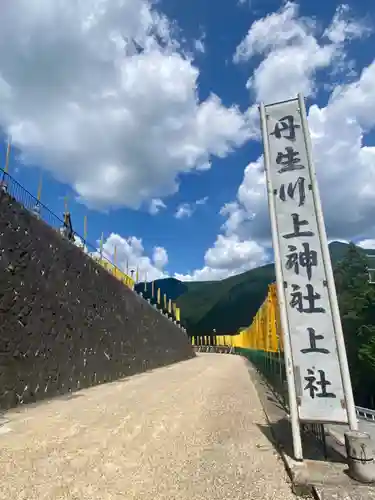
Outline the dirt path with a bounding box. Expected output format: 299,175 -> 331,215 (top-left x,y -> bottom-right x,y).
0,353 -> 296,499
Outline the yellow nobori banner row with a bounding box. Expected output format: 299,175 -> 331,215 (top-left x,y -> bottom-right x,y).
193,283 -> 284,353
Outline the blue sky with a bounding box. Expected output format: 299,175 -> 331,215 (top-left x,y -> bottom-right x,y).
1,0 -> 375,281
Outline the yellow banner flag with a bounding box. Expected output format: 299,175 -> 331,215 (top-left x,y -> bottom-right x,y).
37,172 -> 43,202
113,245 -> 117,277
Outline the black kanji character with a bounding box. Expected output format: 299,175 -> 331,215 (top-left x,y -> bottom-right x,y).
301,327 -> 329,354
271,115 -> 300,141
290,283 -> 325,313
285,242 -> 317,280
276,147 -> 304,173
279,176 -> 307,207
283,213 -> 314,240
304,368 -> 336,399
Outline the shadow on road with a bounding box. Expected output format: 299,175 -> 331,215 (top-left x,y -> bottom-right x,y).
256,418 -> 346,464
246,362 -> 346,464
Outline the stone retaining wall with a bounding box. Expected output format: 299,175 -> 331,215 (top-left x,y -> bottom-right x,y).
0,193 -> 194,409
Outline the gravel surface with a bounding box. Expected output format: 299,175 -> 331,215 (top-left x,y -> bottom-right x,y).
0,353 -> 297,499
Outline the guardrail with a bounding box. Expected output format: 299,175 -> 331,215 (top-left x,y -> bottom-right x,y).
0,169 -> 133,287
301,422 -> 327,459
356,406 -> 375,422
193,345 -> 235,354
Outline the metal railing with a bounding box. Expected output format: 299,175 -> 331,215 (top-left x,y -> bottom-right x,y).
367,255 -> 375,284
0,169 -> 132,287
356,406 -> 375,422
0,168 -> 191,327
193,345 -> 235,354
301,422 -> 327,459
1,170 -> 65,232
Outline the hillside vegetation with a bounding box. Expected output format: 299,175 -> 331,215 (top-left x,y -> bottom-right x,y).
137,241 -> 375,335
137,241 -> 375,408
333,243 -> 375,408
180,241 -> 375,334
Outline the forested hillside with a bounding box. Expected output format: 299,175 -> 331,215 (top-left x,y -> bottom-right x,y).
333,243 -> 375,408
137,240 -> 375,407
136,241 -> 375,335
177,241 -> 375,334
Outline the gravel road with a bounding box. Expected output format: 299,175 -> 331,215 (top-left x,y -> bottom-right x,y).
0,353 -> 297,499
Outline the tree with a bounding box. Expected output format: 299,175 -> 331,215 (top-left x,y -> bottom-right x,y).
334,242 -> 375,406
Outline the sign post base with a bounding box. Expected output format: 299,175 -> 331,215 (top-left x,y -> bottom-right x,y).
344,430 -> 375,483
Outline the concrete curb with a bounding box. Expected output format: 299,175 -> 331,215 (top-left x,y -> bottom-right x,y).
244,361 -> 314,497
241,359 -> 375,499
326,428 -> 346,447
259,396 -> 314,497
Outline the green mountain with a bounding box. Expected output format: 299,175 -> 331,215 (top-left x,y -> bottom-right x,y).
135,277 -> 188,301
176,263 -> 275,334
138,241 -> 375,335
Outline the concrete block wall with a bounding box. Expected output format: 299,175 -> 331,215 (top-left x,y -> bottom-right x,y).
0,193 -> 194,409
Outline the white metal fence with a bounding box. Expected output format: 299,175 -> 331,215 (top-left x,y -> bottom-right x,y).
356,406 -> 375,422
367,254 -> 375,284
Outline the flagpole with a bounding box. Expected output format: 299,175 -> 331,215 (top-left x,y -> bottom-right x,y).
37,173 -> 43,202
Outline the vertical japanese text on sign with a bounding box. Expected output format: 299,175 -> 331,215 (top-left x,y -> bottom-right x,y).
263,101 -> 347,423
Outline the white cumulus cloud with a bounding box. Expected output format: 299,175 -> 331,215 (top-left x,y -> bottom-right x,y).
180,3 -> 375,281
73,230 -> 168,281
324,4 -> 371,44
174,234 -> 267,281
149,198 -> 166,215
0,0 -> 250,211
174,196 -> 208,219
358,239 -> 375,251
152,246 -> 168,269
234,1 -> 368,103
100,233 -> 168,281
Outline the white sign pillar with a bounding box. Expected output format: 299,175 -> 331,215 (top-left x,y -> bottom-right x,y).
259,102 -> 303,461
297,94 -> 357,431
259,94 -> 358,458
